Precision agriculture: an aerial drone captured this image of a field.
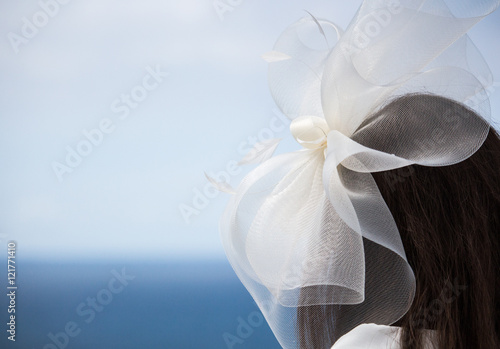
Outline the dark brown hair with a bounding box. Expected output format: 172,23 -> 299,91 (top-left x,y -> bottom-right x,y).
298,95 -> 500,349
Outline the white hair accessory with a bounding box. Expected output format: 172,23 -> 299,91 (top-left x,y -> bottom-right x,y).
220,0 -> 499,348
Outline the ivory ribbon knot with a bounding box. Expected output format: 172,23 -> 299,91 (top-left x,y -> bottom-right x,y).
221,2 -> 499,348
290,116 -> 330,149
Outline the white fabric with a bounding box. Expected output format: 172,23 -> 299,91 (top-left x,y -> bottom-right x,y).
220,1 -> 499,348
332,324 -> 436,349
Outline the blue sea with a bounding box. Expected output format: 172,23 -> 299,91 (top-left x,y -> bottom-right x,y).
0,259 -> 283,349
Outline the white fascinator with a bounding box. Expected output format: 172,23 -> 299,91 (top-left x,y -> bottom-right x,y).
220,0 -> 499,348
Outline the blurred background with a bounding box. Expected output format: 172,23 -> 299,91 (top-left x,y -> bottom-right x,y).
0,0 -> 499,348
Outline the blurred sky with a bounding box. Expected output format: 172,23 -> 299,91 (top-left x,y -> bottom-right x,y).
0,0 -> 499,261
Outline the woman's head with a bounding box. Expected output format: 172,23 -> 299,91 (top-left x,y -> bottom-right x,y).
298,94 -> 500,349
